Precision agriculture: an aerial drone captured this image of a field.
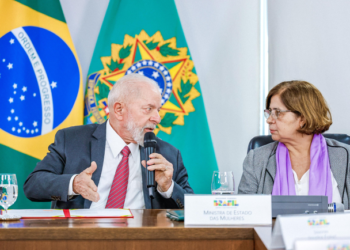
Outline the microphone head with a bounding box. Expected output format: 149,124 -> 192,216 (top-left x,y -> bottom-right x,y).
144,132 -> 157,148
144,131 -> 156,140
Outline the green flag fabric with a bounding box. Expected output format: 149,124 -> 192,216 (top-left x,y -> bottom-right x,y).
0,0 -> 83,209
84,0 -> 218,194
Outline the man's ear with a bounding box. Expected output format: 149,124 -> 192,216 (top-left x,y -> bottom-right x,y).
113,102 -> 124,121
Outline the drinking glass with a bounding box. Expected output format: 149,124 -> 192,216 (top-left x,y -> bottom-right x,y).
211,171 -> 235,195
0,174 -> 18,218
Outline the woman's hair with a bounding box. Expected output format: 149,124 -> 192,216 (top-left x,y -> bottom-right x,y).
266,80 -> 332,135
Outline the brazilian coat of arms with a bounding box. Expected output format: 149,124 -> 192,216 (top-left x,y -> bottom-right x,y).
84,30 -> 200,135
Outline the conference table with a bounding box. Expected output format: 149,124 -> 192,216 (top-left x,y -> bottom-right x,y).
0,209 -> 273,250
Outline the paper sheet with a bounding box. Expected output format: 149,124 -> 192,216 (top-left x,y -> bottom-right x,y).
69,209 -> 133,218
6,209 -> 65,217
3,209 -> 133,218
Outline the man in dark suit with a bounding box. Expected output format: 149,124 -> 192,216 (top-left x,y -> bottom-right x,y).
24,74 -> 193,209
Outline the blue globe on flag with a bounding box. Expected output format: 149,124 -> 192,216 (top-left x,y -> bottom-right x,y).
125,60 -> 173,106
0,26 -> 80,138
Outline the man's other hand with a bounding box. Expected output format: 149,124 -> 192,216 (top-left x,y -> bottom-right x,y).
73,161 -> 100,202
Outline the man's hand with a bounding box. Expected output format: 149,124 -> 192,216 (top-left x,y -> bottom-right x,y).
73,161 -> 100,202
142,153 -> 173,192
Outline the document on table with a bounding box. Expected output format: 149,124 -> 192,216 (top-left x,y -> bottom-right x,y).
3,209 -> 133,218
69,209 -> 133,218
5,209 -> 65,218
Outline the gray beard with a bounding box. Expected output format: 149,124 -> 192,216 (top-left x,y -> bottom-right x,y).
126,118 -> 156,147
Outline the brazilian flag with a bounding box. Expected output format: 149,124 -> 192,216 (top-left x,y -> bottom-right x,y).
0,0 -> 83,208
85,0 -> 218,193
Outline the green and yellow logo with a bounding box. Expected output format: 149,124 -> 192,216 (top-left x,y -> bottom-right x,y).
308,219 -> 329,226
84,30 -> 200,135
214,199 -> 239,207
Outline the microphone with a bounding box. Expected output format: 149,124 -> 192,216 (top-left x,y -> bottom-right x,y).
328,202 -> 345,213
144,132 -> 157,199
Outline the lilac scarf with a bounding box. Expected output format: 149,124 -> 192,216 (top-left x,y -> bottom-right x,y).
272,133 -> 333,203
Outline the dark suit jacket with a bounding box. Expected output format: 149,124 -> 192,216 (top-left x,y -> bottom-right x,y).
24,122 -> 194,209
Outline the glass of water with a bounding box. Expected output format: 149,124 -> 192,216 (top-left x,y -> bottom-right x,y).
211,171 -> 235,195
0,174 -> 18,218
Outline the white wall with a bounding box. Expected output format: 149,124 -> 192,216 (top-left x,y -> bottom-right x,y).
60,0 -> 261,190
60,0 -> 109,86
268,0 -> 350,135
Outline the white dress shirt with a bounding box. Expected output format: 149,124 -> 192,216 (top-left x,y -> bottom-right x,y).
292,169 -> 342,203
68,120 -> 174,209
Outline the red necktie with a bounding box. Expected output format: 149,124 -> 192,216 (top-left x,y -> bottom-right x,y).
105,146 -> 131,208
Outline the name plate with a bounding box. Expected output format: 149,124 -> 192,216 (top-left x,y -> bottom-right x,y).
271,213 -> 350,250
294,239 -> 350,250
184,194 -> 271,226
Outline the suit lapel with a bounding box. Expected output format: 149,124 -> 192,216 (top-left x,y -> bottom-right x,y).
266,157 -> 276,182
140,146 -> 151,208
263,156 -> 276,194
261,143 -> 278,194
328,146 -> 347,200
84,122 -> 107,209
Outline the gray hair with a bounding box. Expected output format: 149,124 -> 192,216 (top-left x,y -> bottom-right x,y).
107,73 -> 160,108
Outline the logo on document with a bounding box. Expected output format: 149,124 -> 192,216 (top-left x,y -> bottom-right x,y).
0,26 -> 80,138
307,219 -> 330,226
85,30 -> 201,135
214,199 -> 239,207
327,244 -> 350,250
